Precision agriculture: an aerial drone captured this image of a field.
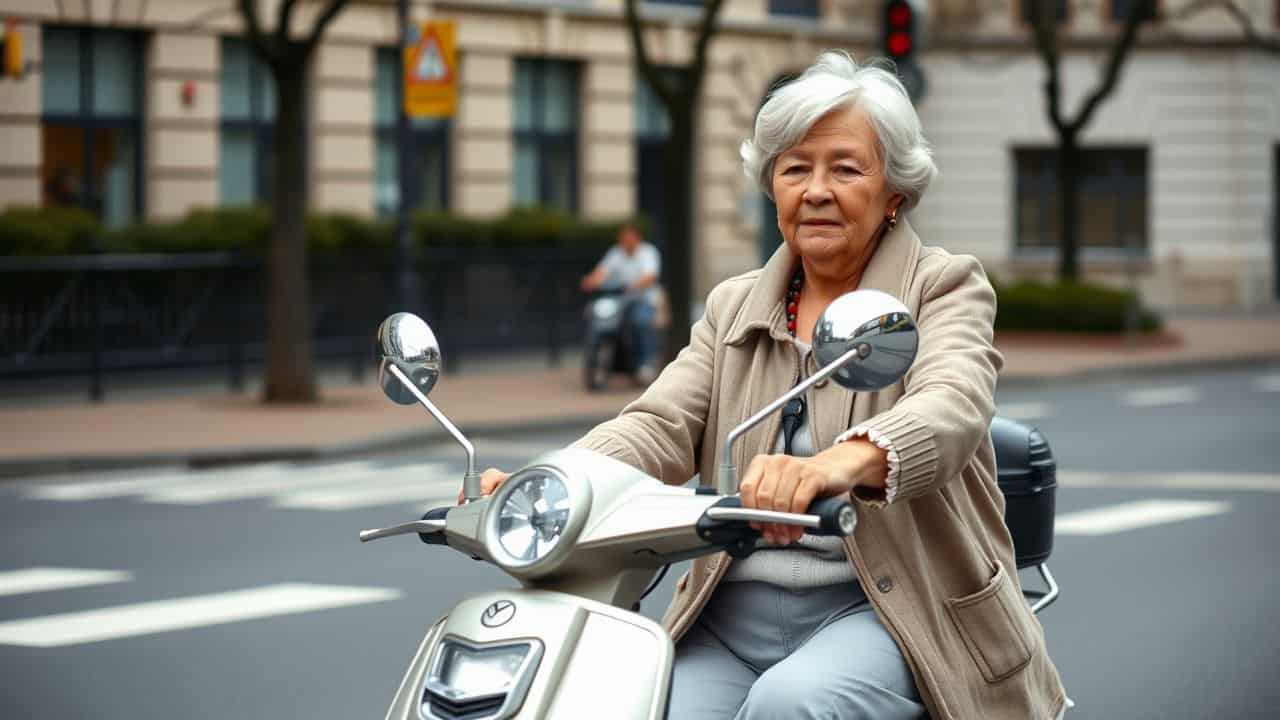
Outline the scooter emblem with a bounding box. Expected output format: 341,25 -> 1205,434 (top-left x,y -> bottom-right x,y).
481,600 -> 516,628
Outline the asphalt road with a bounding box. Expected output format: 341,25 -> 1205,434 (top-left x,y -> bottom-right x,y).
1,363 -> 1278,719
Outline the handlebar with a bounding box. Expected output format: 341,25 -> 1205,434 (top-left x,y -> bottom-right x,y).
697,494 -> 856,555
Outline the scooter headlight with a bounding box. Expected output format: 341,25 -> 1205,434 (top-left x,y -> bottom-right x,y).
591,297 -> 622,321
422,638 -> 544,720
485,466 -> 589,573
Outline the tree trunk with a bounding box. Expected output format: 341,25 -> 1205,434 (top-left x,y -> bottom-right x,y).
262,49 -> 318,403
1057,131 -> 1081,282
661,102 -> 695,356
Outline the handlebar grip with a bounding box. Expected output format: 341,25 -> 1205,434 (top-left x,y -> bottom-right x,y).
804,496 -> 857,536
419,506 -> 450,545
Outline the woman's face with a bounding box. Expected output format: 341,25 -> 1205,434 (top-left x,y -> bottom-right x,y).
772,107 -> 902,273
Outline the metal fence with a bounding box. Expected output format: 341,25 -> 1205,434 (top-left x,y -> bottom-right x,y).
0,247 -> 600,401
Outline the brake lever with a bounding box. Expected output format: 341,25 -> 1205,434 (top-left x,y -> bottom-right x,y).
359,519 -> 445,543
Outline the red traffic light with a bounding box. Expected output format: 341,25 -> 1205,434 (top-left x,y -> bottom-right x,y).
882,1 -> 915,60
886,30 -> 912,57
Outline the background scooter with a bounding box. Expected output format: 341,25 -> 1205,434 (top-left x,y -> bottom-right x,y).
581,287 -> 665,392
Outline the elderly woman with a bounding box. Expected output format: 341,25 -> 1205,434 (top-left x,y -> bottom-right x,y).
478,51 -> 1066,719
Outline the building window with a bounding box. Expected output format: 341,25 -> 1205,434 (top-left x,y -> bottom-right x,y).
513,58 -> 579,212
1109,0 -> 1158,22
1019,0 -> 1069,24
769,0 -> 820,19
40,26 -> 143,228
220,37 -> 275,206
374,47 -> 449,217
635,69 -> 682,250
1015,146 -> 1149,253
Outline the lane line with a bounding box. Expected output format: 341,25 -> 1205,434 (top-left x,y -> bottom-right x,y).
1121,386 -> 1199,408
22,463 -> 291,502
141,460 -> 392,504
996,402 -> 1054,421
1056,499 -> 1230,536
1057,471 -> 1280,493
1258,375 -> 1280,392
0,568 -> 133,598
275,477 -> 459,510
0,583 -> 401,648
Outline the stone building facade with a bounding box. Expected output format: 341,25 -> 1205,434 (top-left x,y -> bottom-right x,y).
0,0 -> 1276,309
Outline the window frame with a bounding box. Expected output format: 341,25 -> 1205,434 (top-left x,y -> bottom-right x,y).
513,57 -> 580,213
373,46 -> 451,217
40,25 -> 145,226
1013,145 -> 1151,259
219,37 -> 275,205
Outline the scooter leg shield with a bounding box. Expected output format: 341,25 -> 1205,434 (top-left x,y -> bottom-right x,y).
386,590 -> 673,720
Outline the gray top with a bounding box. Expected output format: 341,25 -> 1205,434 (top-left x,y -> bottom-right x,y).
723,341 -> 858,589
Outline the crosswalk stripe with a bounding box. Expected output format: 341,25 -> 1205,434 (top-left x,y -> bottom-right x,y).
141,460 -> 389,504
0,568 -> 132,598
996,402 -> 1054,421
274,476 -> 459,510
0,583 -> 401,648
1058,470 -> 1280,493
1056,499 -> 1230,536
1121,386 -> 1199,407
1259,375 -> 1280,392
22,463 -> 291,502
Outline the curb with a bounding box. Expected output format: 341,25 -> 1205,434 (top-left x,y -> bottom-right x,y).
3,352 -> 1277,480
0,413 -> 618,480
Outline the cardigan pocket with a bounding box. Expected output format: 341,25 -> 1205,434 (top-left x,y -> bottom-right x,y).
944,563 -> 1035,683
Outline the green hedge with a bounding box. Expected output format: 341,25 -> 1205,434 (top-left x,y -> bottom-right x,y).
993,278 -> 1162,334
1,205 -> 637,256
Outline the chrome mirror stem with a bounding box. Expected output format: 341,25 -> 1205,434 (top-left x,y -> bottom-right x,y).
717,344 -> 865,495
388,363 -> 482,501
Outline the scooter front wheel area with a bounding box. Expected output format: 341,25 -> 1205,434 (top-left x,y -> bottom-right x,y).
583,337 -> 613,393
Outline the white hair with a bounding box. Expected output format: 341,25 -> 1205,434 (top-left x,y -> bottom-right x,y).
740,51 -> 937,211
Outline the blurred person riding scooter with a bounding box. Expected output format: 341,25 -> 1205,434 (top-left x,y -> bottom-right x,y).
580,222 -> 664,388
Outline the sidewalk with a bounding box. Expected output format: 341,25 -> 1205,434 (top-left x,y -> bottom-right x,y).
2,314 -> 1278,478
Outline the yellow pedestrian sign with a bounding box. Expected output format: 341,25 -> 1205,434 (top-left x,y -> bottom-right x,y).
403,20 -> 456,117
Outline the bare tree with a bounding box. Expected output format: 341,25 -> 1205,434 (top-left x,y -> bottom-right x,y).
234,0 -> 350,403
624,0 -> 727,354
947,0 -> 1277,281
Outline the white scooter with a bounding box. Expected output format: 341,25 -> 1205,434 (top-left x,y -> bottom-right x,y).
359,289 -> 1059,720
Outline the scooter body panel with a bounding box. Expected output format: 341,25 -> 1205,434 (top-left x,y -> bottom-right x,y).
386,589 -> 673,720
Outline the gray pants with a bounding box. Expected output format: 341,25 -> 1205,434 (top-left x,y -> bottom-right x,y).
668,580 -> 925,720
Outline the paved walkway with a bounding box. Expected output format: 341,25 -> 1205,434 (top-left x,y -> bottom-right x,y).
2,314 -> 1278,476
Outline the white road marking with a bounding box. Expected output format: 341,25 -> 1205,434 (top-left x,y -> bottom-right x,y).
1258,375 -> 1280,392
274,474 -> 458,510
0,583 -> 401,648
1056,499 -> 1230,536
22,463 -> 290,501
996,402 -> 1054,421
1058,471 -> 1280,493
141,460 -> 384,504
0,568 -> 132,598
1121,386 -> 1199,408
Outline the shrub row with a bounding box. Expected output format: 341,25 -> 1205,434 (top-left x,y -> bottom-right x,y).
0,206 -> 638,256
993,278 -> 1163,334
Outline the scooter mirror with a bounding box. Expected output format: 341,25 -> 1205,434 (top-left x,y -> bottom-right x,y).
376,312 -> 442,405
812,290 -> 918,392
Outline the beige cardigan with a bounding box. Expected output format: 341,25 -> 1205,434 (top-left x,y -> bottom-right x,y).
573,220 -> 1067,720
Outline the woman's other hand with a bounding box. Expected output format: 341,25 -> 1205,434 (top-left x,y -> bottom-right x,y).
738,439 -> 887,544
458,468 -> 511,504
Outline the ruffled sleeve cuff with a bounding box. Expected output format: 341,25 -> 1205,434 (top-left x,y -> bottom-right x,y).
834,408 -> 938,506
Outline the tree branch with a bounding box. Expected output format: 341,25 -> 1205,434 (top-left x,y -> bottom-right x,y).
1172,0 -> 1280,54
305,0 -> 350,53
1071,0 -> 1149,133
276,0 -> 301,42
687,0 -> 727,97
236,0 -> 278,67
1027,0 -> 1068,134
624,0 -> 677,111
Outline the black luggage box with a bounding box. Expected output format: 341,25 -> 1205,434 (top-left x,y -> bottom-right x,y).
990,416 -> 1057,568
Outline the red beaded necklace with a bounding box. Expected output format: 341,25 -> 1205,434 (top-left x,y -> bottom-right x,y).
785,267 -> 803,336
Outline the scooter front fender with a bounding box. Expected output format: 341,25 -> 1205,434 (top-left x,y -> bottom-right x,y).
385,589 -> 673,720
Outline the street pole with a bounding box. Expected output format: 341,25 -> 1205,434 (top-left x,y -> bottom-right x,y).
396,0 -> 418,312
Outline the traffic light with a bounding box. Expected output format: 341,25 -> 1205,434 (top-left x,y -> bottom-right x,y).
881,0 -> 915,63
2,19 -> 23,79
